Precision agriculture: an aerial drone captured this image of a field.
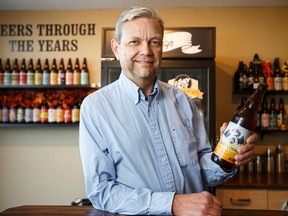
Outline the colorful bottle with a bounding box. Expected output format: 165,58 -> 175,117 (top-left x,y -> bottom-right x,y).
0,59 -> 3,85
81,58 -> 89,85
19,58 -> 27,85
50,58 -> 58,85
27,58 -> 35,85
269,98 -> 277,129
273,58 -> 282,91
3,59 -> 12,85
35,59 -> 43,85
73,58 -> 81,85
42,58 -> 50,85
11,59 -> 19,85
65,58 -> 73,85
57,58 -> 65,85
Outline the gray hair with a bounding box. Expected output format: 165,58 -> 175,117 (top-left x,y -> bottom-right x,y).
114,6 -> 164,43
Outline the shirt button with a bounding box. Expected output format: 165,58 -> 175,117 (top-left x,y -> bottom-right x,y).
161,157 -> 166,162
154,130 -> 159,136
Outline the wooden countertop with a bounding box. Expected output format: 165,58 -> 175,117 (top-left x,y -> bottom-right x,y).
1,205 -> 288,216
217,172 -> 288,189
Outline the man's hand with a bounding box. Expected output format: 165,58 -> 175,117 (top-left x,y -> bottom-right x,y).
219,122 -> 258,167
172,191 -> 222,216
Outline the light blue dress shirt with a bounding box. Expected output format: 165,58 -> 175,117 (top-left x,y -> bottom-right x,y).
79,73 -> 235,215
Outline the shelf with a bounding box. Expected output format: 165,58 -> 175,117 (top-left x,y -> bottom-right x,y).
255,128 -> 288,140
0,122 -> 79,127
233,90 -> 288,95
0,84 -> 98,90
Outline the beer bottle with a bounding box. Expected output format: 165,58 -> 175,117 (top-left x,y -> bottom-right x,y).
57,58 -> 65,85
237,97 -> 247,111
263,60 -> 274,91
0,59 -> 3,85
19,58 -> 27,85
65,58 -> 73,85
11,59 -> 19,85
261,98 -> 270,129
269,98 -> 277,129
73,58 -> 81,85
211,82 -> 268,171
80,57 -> 89,85
42,58 -> 50,85
27,58 -> 35,85
3,59 -> 12,85
233,61 -> 246,91
35,59 -> 43,85
273,58 -> 282,91
50,58 -> 58,85
246,62 -> 254,90
277,98 -> 286,129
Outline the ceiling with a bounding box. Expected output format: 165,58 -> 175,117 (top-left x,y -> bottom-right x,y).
0,0 -> 288,11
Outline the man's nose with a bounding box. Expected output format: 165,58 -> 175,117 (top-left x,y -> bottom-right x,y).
139,42 -> 152,55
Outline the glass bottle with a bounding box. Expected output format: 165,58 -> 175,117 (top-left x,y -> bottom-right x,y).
56,100 -> 64,123
64,104 -> 72,123
16,106 -> 24,123
40,100 -> 48,123
237,97 -> 247,111
211,82 -> 268,171
65,58 -> 73,85
33,104 -> 41,123
263,60 -> 274,91
24,105 -> 33,123
277,98 -> 285,130
42,58 -> 50,85
19,58 -> 27,85
261,98 -> 270,129
273,58 -> 282,91
72,103 -> 80,123
27,58 -> 35,85
11,59 -> 19,85
3,58 -> 12,85
48,103 -> 57,123
269,98 -> 277,129
2,105 -> 9,123
57,58 -> 65,85
73,58 -> 81,85
0,59 -> 3,85
35,59 -> 43,85
246,62 -> 254,90
282,70 -> 288,91
0,101 -> 2,122
81,57 -> 89,85
50,58 -> 58,85
9,106 -> 17,123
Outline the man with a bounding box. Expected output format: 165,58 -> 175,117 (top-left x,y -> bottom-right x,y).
80,6 -> 256,215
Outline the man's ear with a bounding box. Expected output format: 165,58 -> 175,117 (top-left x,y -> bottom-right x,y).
111,39 -> 120,60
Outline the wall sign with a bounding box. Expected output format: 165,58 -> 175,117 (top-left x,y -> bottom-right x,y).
0,23 -> 96,52
101,27 -> 215,59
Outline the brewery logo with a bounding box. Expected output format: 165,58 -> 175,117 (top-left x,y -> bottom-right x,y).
223,127 -> 245,146
168,74 -> 203,99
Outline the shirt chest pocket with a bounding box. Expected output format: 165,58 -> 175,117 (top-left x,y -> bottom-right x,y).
171,125 -> 199,167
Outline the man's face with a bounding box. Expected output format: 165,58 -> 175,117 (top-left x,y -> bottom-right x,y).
111,17 -> 163,85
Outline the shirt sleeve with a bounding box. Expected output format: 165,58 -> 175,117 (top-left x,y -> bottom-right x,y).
187,97 -> 236,187
79,96 -> 175,215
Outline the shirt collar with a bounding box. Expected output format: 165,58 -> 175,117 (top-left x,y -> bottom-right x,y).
119,73 -> 159,105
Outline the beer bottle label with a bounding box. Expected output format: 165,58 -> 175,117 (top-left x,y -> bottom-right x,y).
213,121 -> 252,164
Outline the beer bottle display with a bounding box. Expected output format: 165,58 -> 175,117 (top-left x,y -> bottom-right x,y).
211,82 -> 268,171
277,98 -> 286,129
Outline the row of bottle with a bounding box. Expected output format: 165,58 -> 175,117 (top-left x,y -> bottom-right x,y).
240,145 -> 286,173
0,102 -> 80,124
237,96 -> 287,130
234,54 -> 288,91
0,57 -> 90,86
